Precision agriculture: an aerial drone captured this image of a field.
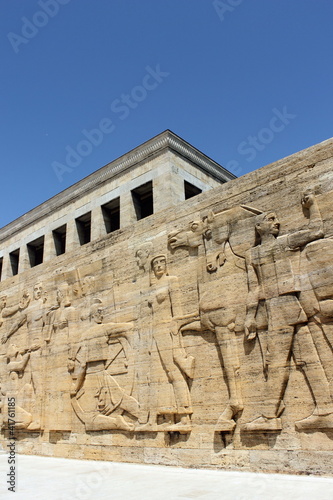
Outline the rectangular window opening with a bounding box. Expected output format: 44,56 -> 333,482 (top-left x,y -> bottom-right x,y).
27,236 -> 44,267
76,212 -> 91,245
131,181 -> 153,220
184,180 -> 202,200
0,257 -> 3,282
102,198 -> 120,233
9,249 -> 20,276
53,224 -> 67,256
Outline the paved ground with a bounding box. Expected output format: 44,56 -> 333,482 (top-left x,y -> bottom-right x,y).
1,453 -> 333,500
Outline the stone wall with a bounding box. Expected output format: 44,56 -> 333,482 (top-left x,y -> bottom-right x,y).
1,138 -> 333,475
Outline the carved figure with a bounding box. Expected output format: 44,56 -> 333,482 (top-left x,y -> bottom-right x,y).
298,221 -> 333,390
135,242 -> 154,427
75,275 -> 96,321
135,242 -> 153,273
168,206 -> 260,431
2,344 -> 35,430
69,299 -> 139,431
143,254 -> 194,433
44,283 -> 79,431
0,292 -> 30,341
45,283 -> 78,344
243,192 -> 333,432
1,282 -> 48,430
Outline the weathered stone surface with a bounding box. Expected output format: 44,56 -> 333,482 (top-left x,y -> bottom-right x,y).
1,133 -> 333,475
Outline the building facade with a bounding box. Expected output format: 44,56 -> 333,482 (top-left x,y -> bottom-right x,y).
1,131 -> 333,475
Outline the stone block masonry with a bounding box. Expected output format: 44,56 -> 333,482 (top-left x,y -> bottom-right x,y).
1,131 -> 333,476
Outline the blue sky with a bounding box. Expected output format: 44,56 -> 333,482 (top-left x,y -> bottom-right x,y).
1,0 -> 332,228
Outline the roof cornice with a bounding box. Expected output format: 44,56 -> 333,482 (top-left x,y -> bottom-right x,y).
0,130 -> 234,243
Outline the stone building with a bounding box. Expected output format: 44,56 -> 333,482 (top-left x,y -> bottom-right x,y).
0,130 -> 233,279
1,130 -> 333,476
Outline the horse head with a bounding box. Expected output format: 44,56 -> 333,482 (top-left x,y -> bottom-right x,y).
168,219 -> 208,250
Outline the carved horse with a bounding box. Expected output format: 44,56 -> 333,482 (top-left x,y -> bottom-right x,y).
168,205 -> 261,431
298,237 -> 333,386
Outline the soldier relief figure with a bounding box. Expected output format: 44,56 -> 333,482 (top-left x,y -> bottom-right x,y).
1,283 -> 47,431
68,298 -> 139,431
3,344 -> 34,430
166,192 -> 333,436
2,188 -> 333,444
167,207 -> 258,432
143,254 -> 194,432
243,191 -> 333,431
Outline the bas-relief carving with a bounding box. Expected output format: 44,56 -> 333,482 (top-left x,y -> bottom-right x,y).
3,343 -> 37,430
168,194 -> 333,435
68,299 -> 139,431
299,238 -> 333,388
136,254 -> 194,433
168,206 -> 261,431
243,192 -> 333,432
135,242 -> 153,274
134,242 -> 154,427
46,283 -> 78,344
0,283 -> 48,431
134,242 -> 196,432
1,189 -> 333,449
0,292 -> 30,343
46,282 -> 79,431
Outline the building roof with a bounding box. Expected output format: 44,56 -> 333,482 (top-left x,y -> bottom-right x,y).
0,130 -> 234,242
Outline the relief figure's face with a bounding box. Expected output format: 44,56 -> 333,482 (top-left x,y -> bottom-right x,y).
57,285 -> 70,307
33,283 -> 43,301
92,306 -> 103,324
152,257 -> 167,278
96,387 -> 111,412
257,212 -> 280,237
136,249 -> 149,269
82,277 -> 94,297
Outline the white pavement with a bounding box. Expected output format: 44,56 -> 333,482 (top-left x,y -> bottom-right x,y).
1,453 -> 333,500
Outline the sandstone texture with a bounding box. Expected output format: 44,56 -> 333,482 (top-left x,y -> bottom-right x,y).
1,131 -> 333,476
